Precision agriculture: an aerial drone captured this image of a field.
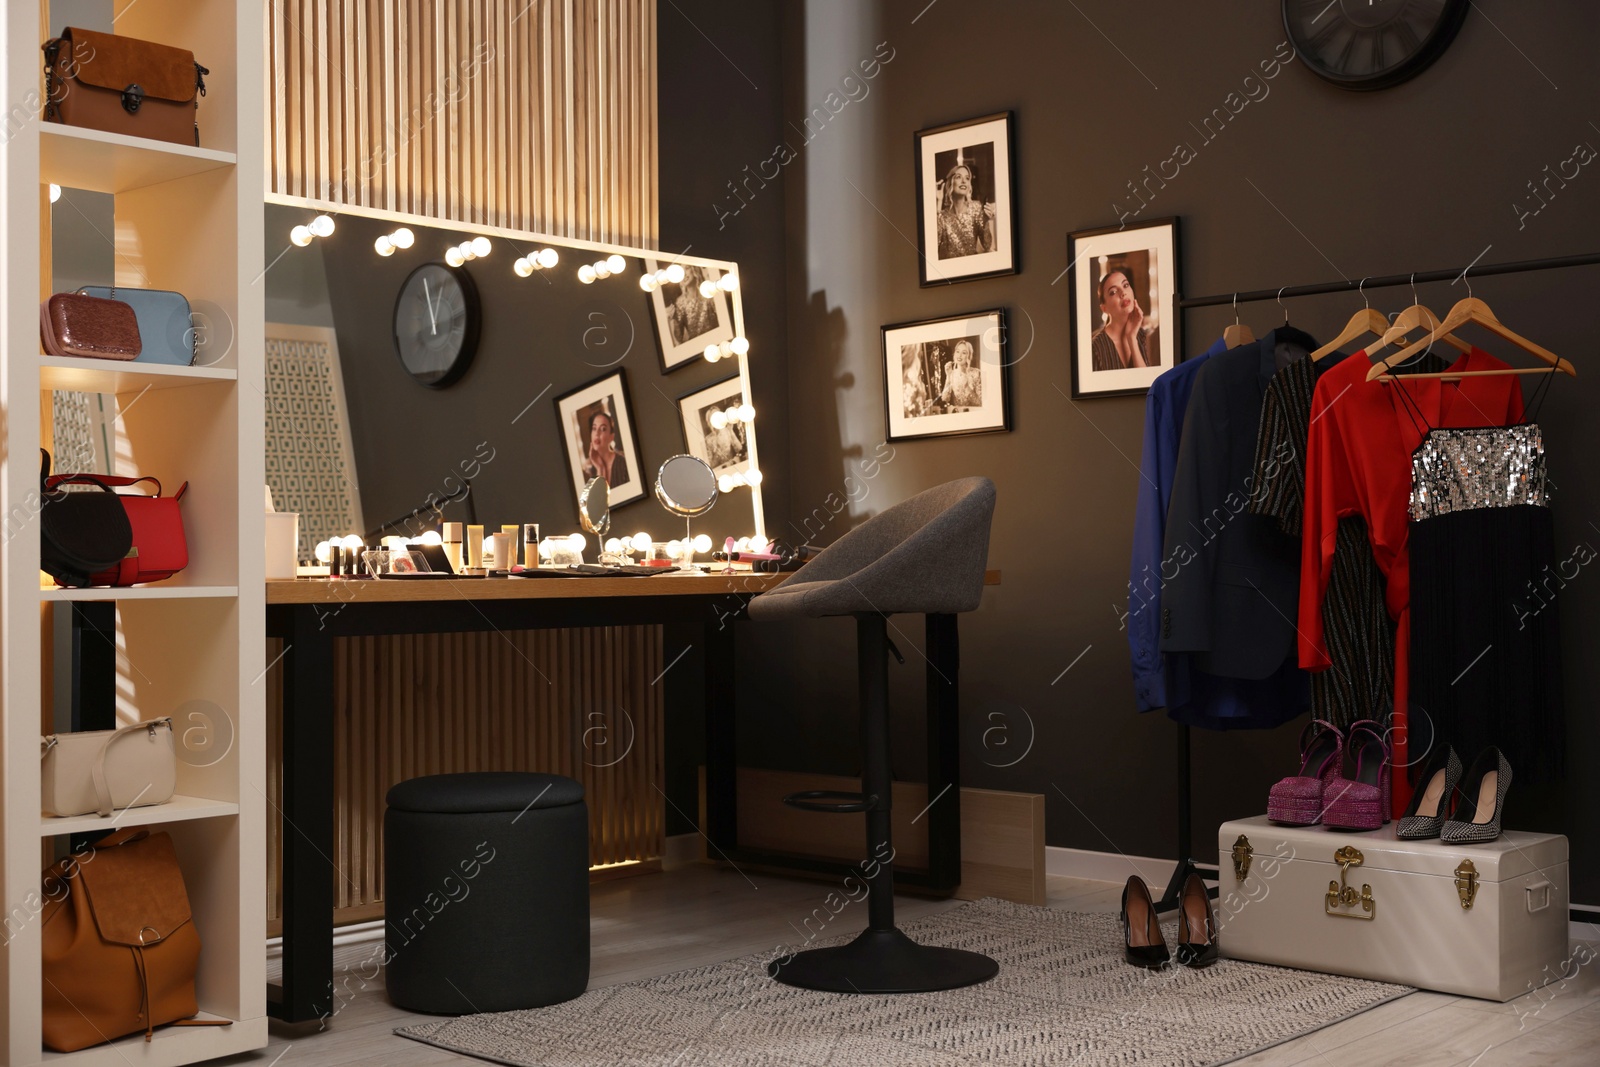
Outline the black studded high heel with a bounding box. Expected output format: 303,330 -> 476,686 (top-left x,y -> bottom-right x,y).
1441,747 -> 1512,844
1120,875 -> 1169,969
1396,744 -> 1461,839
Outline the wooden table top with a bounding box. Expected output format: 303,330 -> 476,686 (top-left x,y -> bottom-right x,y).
266,569 -> 1000,605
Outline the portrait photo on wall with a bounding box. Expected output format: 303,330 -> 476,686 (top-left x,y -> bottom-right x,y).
882,309 -> 1010,441
1068,216 -> 1180,399
554,370 -> 645,508
645,259 -> 735,372
914,111 -> 1016,286
677,374 -> 752,478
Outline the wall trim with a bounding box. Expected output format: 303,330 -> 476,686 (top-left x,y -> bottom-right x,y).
664,832 -> 704,870
1044,845 -> 1176,888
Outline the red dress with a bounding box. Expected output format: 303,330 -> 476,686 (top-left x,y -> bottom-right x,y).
1301,347 -> 1523,816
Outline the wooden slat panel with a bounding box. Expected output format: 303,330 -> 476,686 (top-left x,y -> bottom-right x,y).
266,0 -> 657,245
265,625 -> 665,926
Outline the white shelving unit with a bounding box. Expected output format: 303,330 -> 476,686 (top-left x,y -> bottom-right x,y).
2,3 -> 266,1065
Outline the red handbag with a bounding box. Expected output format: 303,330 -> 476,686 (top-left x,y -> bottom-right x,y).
45,471 -> 189,586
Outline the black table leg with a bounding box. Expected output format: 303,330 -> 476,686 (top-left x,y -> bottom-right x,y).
269,606 -> 336,1023
924,613 -> 961,891
702,616 -> 738,853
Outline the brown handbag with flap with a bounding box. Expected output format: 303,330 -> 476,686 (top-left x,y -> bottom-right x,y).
41,829 -> 230,1052
42,27 -> 209,147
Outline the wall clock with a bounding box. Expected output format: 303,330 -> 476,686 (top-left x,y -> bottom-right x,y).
392,262 -> 481,388
1283,0 -> 1469,91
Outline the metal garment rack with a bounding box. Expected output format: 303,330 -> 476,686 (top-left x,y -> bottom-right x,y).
1156,249 -> 1600,916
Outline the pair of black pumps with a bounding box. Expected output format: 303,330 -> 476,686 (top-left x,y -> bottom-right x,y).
1120,872 -> 1217,969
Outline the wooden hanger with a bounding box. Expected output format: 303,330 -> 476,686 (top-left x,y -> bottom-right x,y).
1311,280 -> 1389,361
1362,303 -> 1471,363
1222,293 -> 1255,348
1367,295 -> 1577,381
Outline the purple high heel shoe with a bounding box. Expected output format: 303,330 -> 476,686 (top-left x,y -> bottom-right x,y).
1268,720 -> 1343,826
1322,720 -> 1391,831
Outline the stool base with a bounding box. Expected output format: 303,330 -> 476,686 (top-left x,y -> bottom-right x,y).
768,926 -> 998,994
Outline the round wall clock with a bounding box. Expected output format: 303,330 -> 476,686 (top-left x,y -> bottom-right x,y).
392,262 -> 481,388
1283,0 -> 1469,91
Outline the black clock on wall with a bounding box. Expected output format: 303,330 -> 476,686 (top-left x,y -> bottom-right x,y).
392,262 -> 482,388
1283,0 -> 1469,91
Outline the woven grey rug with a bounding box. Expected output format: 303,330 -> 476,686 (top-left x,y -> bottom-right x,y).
396,898 -> 1411,1066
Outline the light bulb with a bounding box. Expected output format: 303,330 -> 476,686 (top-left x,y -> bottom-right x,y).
314,540 -> 332,563
471,236 -> 492,257
342,534 -> 365,550
640,274 -> 658,292
718,273 -> 739,292
309,214 -> 335,237
604,537 -> 622,554
738,403 -> 755,422
458,242 -> 476,261
418,530 -> 443,546
578,264 -> 596,284
567,532 -> 587,551
699,280 -> 718,298
665,539 -> 682,555
631,532 -> 652,553
735,537 -> 750,551
605,254 -> 626,275
445,247 -> 465,267
746,468 -> 764,486
704,344 -> 721,362
392,227 -> 415,249
593,259 -> 612,279
694,534 -> 713,553
730,336 -> 750,356
49,183 -> 61,203
381,535 -> 406,551
537,248 -> 559,269
665,264 -> 686,284
718,475 -> 736,493
538,538 -> 554,560
514,256 -> 534,277
291,225 -> 313,247
750,536 -> 769,554
709,409 -> 728,431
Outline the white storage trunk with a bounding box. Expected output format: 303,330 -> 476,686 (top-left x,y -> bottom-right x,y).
1215,816 -> 1569,1002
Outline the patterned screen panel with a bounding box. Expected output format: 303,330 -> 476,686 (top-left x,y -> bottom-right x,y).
265,332 -> 361,559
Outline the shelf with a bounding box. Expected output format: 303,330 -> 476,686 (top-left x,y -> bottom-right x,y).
40,795 -> 238,837
41,125 -> 236,195
40,585 -> 239,602
39,356 -> 236,394
41,1015 -> 266,1067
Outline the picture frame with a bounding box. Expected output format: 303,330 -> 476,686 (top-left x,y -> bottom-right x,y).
882,309 -> 1010,442
553,370 -> 645,509
645,259 -> 735,372
1067,216 -> 1181,399
914,111 -> 1017,286
677,374 -> 753,480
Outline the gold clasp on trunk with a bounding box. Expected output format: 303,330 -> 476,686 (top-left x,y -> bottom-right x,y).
1231,835 -> 1254,881
1325,845 -> 1375,920
1454,859 -> 1479,910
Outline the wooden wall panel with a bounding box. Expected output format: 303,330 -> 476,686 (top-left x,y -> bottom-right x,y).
267,0 -> 658,245
267,626 -> 664,927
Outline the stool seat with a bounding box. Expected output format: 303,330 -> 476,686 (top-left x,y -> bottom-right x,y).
384,771 -> 590,1014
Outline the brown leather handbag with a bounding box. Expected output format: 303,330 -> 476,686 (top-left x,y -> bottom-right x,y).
41,292 -> 143,361
41,829 -> 230,1052
42,27 -> 209,147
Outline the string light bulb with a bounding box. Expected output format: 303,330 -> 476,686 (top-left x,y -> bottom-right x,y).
292,225 -> 314,247
309,214 -> 336,238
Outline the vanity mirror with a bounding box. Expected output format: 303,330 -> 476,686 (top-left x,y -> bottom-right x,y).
578,476 -> 611,561
655,454 -> 718,543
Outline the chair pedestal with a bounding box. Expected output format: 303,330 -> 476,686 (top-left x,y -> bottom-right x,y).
769,613 -> 998,994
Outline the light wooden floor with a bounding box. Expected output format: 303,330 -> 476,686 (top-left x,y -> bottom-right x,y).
228,866 -> 1600,1066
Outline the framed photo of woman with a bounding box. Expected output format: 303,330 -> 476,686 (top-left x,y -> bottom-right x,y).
1068,216 -> 1181,399
914,112 -> 1017,286
677,374 -> 752,479
553,370 -> 646,508
882,309 -> 1010,441
645,259 -> 735,372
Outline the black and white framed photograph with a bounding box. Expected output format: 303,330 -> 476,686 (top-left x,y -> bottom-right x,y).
554,370 -> 645,508
677,374 -> 751,478
914,111 -> 1016,286
1068,216 -> 1180,399
882,309 -> 1010,441
645,259 -> 735,372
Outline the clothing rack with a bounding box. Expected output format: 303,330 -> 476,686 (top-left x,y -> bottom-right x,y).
1156,249 -> 1600,916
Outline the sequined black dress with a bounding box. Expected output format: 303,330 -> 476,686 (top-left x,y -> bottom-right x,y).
1406,424 -> 1564,783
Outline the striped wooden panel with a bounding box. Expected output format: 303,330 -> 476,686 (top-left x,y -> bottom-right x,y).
266,626 -> 664,926
266,0 -> 658,245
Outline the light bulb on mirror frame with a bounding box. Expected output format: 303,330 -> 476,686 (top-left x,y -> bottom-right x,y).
729,336 -> 750,356
48,183 -> 61,203
605,254 -> 626,275
717,273 -> 739,292
314,540 -> 332,563
631,532 -> 652,553
698,279 -> 718,298
514,256 -> 534,277
567,533 -> 587,551
704,344 -> 721,362
392,227 -> 415,249
746,468 -> 764,486
604,537 -> 622,554
665,263 -> 685,284
537,247 -> 559,269
709,409 -> 728,430
291,225 -> 314,247
341,534 -> 365,550
309,214 -> 335,237
738,403 -> 755,422
735,537 -> 751,552
471,236 -> 492,257
577,264 -> 597,284
749,536 -> 769,554
445,246 -> 465,267
418,530 -> 443,546
693,534 -> 713,553
639,274 -> 658,292
718,474 -> 736,494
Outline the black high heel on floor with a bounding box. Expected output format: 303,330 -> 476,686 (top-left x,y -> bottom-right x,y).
1120,876 -> 1169,969
1175,872 -> 1218,968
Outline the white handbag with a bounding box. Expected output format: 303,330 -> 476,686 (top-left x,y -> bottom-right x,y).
41,717 -> 176,817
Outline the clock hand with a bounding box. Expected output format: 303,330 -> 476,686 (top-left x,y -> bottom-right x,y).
423,277 -> 439,336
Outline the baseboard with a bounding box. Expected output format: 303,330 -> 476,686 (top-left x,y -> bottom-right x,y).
1043,845 -> 1178,889
664,832 -> 704,870
266,918 -> 385,962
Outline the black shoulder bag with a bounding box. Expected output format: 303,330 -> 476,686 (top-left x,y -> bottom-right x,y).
39,449 -> 133,588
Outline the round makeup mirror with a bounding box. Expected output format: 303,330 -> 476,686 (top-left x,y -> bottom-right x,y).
656,454 -> 718,517
579,476 -> 611,560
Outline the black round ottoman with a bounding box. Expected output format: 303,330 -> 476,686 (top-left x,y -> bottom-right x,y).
383,771 -> 589,1013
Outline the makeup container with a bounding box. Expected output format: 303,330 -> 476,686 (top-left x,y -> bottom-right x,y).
442,522 -> 464,573
523,524 -> 541,568
466,524 -> 485,570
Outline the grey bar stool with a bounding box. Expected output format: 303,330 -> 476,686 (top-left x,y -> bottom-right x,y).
749,476 -> 998,993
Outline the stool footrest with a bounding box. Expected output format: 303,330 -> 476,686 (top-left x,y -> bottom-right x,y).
782,789 -> 876,814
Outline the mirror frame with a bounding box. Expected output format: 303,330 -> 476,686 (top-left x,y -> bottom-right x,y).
264,192 -> 767,541
655,454 -> 718,518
